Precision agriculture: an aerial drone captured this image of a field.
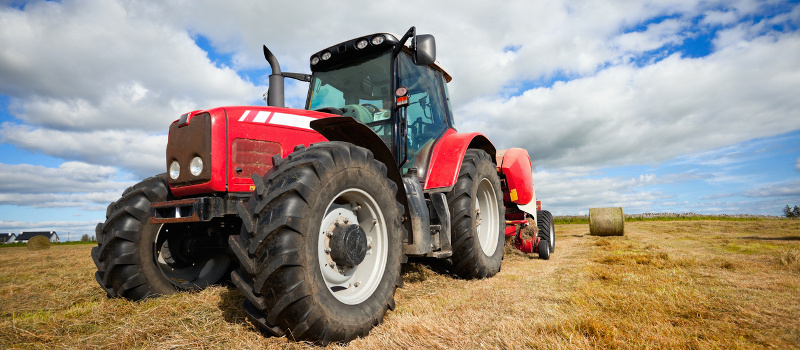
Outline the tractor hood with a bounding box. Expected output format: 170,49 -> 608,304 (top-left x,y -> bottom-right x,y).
166,106 -> 329,197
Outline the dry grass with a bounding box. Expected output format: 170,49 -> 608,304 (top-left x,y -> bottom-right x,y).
1,220 -> 799,349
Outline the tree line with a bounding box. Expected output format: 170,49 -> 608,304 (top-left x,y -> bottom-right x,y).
784,205 -> 800,218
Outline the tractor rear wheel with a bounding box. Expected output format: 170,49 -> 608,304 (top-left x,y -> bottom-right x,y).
446,149 -> 505,279
537,210 -> 555,253
91,174 -> 233,300
229,142 -> 404,345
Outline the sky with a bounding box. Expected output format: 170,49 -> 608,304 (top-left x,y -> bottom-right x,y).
1,0 -> 799,240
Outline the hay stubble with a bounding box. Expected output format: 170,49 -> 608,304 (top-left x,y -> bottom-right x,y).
1,220 -> 799,349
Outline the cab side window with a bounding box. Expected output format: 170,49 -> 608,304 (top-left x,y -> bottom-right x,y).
398,54 -> 449,172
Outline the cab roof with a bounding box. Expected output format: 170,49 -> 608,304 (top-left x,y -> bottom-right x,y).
309,32 -> 452,83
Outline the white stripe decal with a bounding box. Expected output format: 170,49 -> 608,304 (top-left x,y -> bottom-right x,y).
253,111 -> 271,123
238,110 -> 251,122
269,113 -> 314,130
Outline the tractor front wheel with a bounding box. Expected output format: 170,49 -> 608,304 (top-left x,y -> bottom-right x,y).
229,142 -> 404,345
446,149 -> 505,279
91,174 -> 233,300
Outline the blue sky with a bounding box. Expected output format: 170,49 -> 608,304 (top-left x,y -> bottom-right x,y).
1,0 -> 799,239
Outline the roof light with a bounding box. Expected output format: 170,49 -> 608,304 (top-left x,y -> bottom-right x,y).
321,52 -> 331,60
371,35 -> 385,45
311,56 -> 320,65
356,39 -> 368,49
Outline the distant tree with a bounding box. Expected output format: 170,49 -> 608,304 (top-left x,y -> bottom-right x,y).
91,235 -> 96,242
80,234 -> 90,242
785,205 -> 799,218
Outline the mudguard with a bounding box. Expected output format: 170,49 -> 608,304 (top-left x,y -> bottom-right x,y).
496,148 -> 534,205
309,116 -> 406,208
423,129 -> 496,191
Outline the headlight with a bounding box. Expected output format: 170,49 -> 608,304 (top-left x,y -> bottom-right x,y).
169,161 -> 180,180
356,39 -> 368,49
321,52 -> 331,60
190,156 -> 203,176
371,35 -> 385,45
311,56 -> 320,65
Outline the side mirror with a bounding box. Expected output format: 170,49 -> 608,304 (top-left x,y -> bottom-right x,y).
413,34 -> 436,66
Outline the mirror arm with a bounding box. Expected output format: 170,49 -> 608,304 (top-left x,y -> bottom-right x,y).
392,26 -> 416,57
282,72 -> 311,82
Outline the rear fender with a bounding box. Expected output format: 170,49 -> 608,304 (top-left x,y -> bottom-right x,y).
423,129 -> 496,191
496,148 -> 534,205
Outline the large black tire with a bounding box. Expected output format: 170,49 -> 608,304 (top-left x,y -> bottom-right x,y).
91,174 -> 233,300
537,210 -> 555,253
229,142 -> 405,345
446,149 -> 505,279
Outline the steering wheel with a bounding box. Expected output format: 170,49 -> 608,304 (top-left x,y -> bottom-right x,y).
360,103 -> 381,114
314,107 -> 345,115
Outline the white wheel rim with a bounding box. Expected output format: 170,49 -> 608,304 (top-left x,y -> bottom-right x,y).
317,188 -> 388,305
475,178 -> 500,256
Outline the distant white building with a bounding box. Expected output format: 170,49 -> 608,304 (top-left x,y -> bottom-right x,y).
15,231 -> 59,243
0,233 -> 15,243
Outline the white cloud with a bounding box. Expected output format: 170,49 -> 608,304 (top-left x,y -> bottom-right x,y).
0,161 -> 134,211
0,0 -> 798,219
0,123 -> 166,176
743,181 -> 800,198
459,31 -> 800,170
0,0 -> 263,133
0,161 -> 131,194
532,169 -> 667,215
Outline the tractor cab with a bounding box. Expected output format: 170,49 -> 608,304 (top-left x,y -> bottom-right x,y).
304,28 -> 454,175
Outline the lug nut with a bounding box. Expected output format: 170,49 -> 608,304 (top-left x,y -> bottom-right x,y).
324,248 -> 331,253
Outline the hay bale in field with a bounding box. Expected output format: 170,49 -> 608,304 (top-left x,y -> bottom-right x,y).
26,235 -> 51,250
589,207 -> 625,236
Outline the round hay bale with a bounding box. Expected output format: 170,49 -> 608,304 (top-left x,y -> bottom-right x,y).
26,235 -> 51,251
589,207 -> 624,236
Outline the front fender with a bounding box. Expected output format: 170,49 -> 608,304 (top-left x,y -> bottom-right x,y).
310,116 -> 406,208
423,129 -> 496,191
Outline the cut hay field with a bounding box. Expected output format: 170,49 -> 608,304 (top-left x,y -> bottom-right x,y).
2,220 -> 799,349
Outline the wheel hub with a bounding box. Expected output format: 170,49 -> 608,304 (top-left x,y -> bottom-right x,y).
329,223 -> 368,267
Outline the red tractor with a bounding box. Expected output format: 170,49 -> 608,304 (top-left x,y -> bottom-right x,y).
91,27 -> 554,344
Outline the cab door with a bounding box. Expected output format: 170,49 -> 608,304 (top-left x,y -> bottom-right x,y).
397,53 -> 451,176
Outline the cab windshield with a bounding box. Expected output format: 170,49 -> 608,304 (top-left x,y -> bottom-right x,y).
307,50 -> 393,145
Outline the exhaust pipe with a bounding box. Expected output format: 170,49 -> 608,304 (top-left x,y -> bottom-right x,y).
263,45 -> 285,108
